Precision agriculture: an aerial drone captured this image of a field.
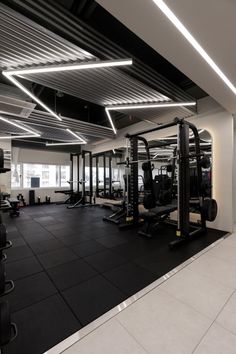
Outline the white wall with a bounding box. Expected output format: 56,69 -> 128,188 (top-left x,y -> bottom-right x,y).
16,148 -> 70,165
233,116 -> 236,224
89,97 -> 234,233
10,147 -> 71,204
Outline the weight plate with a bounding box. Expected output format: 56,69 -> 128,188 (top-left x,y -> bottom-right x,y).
0,301 -> 11,346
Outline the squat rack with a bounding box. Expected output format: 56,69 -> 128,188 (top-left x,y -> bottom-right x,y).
67,150 -> 93,209
126,117 -> 208,246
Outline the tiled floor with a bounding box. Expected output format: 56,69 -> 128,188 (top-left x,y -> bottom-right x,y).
49,231 -> 236,354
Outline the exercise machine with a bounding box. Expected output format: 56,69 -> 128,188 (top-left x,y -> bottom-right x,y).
124,118 -> 217,246
67,150 -> 96,209
55,153 -> 80,204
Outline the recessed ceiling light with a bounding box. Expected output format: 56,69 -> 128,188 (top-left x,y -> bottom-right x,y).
152,0 -> 236,95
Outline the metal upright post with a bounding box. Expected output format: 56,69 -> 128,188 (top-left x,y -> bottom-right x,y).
82,151 -> 85,204
89,152 -> 93,204
96,156 -> 99,197
109,154 -> 112,198
69,153 -> 73,191
103,153 -> 106,197
130,136 -> 139,223
178,122 -> 190,237
77,154 -> 80,193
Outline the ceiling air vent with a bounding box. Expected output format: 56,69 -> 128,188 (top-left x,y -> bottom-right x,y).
0,95 -> 36,118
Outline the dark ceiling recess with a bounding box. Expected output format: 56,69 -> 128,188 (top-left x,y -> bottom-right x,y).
2,0 -> 207,102
56,0 -> 207,99
31,84 -> 109,127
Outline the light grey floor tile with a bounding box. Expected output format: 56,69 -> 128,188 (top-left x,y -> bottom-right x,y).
160,268 -> 234,319
207,240 -> 236,265
216,290 -> 236,335
194,323 -> 236,354
63,318 -> 147,354
187,253 -> 236,289
117,288 -> 211,354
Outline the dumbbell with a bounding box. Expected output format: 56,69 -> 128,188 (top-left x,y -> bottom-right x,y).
0,301 -> 17,348
0,261 -> 14,297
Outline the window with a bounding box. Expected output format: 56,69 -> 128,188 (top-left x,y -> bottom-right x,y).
11,164 -> 21,188
60,165 -> 70,187
11,163 -> 70,189
23,164 -> 59,188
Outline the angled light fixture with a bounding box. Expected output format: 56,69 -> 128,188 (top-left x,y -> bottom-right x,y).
5,59 -> 133,76
66,128 -> 87,144
105,108 -> 117,134
2,73 -> 62,121
105,101 -> 196,134
2,58 -> 133,128
152,0 -> 236,95
0,115 -> 40,139
45,142 -> 85,146
106,101 -> 196,111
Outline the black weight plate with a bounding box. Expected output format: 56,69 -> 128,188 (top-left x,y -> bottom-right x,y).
0,261 -> 5,294
143,194 -> 156,209
0,301 -> 11,346
202,198 -> 218,222
0,224 -> 7,248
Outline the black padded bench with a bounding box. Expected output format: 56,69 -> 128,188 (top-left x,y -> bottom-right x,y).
8,198 -> 20,217
139,204 -> 177,238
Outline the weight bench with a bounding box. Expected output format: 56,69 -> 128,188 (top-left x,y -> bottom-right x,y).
54,190 -> 80,205
8,198 -> 20,217
103,200 -> 125,225
139,204 -> 177,238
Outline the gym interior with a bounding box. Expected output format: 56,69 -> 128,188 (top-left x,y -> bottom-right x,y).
0,1 -> 235,353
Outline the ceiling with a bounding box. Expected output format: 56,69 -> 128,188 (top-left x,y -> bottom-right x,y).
96,0 -> 236,113
0,0 -> 209,151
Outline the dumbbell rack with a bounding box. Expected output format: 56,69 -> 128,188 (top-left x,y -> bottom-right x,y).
0,148 -> 17,352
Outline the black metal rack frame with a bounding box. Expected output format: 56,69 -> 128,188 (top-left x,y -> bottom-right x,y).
127,117 -> 206,245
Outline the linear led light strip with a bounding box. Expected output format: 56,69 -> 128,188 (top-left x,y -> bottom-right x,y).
45,142 -> 85,146
153,0 -> 236,95
0,115 -> 40,139
66,128 -> 87,144
46,128 -> 87,146
106,101 -> 196,111
105,101 -> 196,134
2,59 -> 133,129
